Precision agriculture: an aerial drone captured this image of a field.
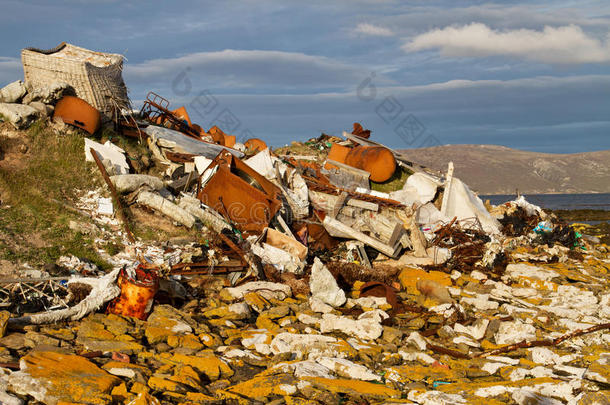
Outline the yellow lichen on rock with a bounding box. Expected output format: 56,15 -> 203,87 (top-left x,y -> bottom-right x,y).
303,377 -> 401,400
8,351 -> 121,405
398,267 -> 452,294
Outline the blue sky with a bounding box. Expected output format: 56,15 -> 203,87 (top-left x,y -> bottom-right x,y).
1,0 -> 609,153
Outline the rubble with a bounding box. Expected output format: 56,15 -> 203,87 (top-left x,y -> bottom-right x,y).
0,41 -> 608,405
0,81 -> 27,104
0,103 -> 39,129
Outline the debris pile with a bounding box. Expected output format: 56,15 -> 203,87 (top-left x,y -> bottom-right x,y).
0,43 -> 608,405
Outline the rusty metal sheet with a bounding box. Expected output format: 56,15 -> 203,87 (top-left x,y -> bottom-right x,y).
54,96 -> 101,135
197,150 -> 282,235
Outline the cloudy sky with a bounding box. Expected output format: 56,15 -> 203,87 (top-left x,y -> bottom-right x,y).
1,0 -> 609,152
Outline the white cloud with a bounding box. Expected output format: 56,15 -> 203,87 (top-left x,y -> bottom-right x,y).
403,23 -> 610,64
354,23 -> 394,37
0,57 -> 22,85
124,49 -> 364,88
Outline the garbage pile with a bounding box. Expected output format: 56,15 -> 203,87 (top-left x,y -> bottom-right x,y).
0,43 -> 609,405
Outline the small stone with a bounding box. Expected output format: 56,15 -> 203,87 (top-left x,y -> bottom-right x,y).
399,267 -> 452,294
147,375 -> 186,394
309,257 -> 346,307
0,103 -> 39,129
145,305 -> 193,344
309,297 -> 333,314
316,357 -> 381,381
405,332 -> 428,351
303,376 -> 400,400
27,101 -> 53,118
24,332 -> 60,348
319,311 -> 387,341
0,311 -> 10,338
167,334 -> 204,351
0,334 -> 26,350
495,321 -> 536,345
382,326 -> 403,344
244,292 -> 272,312
0,80 -> 26,103
224,281 -> 292,301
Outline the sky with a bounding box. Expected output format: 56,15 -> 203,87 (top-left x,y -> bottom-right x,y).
0,0 -> 609,153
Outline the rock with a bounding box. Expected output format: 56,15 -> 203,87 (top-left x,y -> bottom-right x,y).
0,311 -> 10,338
145,304 -> 194,344
23,331 -> 60,348
416,279 -> 454,303
102,361 -> 151,379
399,267 -> 452,294
309,257 -> 346,307
8,351 -> 120,405
0,333 -> 26,350
461,294 -> 499,311
0,81 -> 26,103
495,320 -> 536,345
243,292 -> 272,312
147,375 -> 187,394
202,302 -> 251,320
0,368 -> 23,405
271,360 -> 334,378
316,357 -> 381,381
0,103 -> 39,129
583,362 -> 610,384
219,373 -> 299,401
167,334 -> 204,351
454,318 -> 489,340
309,297 -> 333,314
23,81 -> 74,105
224,281 -> 292,301
77,337 -> 144,354
406,331 -> 428,351
319,311 -> 386,341
27,101 -> 53,118
303,376 -> 400,400
270,332 -> 357,360
109,174 -> 164,194
156,351 -> 233,381
346,296 -> 388,310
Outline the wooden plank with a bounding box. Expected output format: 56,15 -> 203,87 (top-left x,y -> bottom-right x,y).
356,243 -> 372,268
322,216 -> 401,258
440,161 -> 454,216
330,191 -> 349,218
346,198 -> 378,212
90,148 -> 135,243
276,215 -> 296,239
325,158 -> 370,190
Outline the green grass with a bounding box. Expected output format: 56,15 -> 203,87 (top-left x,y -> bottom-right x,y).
370,166 -> 412,193
0,120 -> 111,269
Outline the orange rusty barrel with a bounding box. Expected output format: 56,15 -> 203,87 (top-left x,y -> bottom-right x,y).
325,143 -> 350,168
223,134 -> 236,148
53,96 -> 101,135
107,265 -> 158,320
344,145 -> 396,182
244,138 -> 267,153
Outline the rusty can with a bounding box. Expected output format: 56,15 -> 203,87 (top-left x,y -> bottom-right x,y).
107,265 -> 158,320
344,145 -> 396,182
244,138 -> 268,153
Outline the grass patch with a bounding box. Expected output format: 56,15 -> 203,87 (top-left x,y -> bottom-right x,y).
0,120 -> 110,269
370,166 -> 412,193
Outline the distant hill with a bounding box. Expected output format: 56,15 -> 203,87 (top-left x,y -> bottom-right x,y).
398,145 -> 610,195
